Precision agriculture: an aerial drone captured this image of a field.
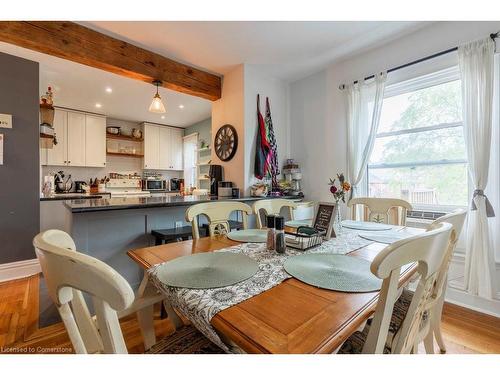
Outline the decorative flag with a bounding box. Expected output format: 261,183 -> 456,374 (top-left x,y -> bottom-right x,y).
265,97 -> 279,190
254,94 -> 270,179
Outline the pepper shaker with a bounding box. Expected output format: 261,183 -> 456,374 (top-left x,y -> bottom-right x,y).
266,215 -> 276,251
274,216 -> 286,254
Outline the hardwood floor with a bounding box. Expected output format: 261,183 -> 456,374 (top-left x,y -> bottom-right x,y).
0,274 -> 499,354
0,275 -> 174,354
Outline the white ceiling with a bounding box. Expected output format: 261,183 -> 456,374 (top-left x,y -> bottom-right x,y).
0,21 -> 430,126
83,21 -> 430,81
0,42 -> 212,127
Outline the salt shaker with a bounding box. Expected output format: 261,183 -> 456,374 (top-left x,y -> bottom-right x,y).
274,216 -> 286,254
266,215 -> 276,251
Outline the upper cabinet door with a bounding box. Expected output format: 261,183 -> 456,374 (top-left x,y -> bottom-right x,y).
66,112 -> 86,167
47,109 -> 67,166
143,124 -> 160,169
159,126 -> 172,170
170,128 -> 183,170
85,115 -> 106,167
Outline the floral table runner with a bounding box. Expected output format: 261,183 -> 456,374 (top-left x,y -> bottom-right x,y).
148,229 -> 386,352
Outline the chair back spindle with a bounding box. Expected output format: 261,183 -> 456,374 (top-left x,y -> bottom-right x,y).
185,201 -> 253,239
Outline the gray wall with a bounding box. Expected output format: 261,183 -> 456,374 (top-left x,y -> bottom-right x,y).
184,117 -> 211,147
0,52 -> 40,263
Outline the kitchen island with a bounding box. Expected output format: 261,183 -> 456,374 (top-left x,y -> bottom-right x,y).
61,195 -> 305,287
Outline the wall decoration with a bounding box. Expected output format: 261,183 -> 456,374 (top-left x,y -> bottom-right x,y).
214,124 -> 238,161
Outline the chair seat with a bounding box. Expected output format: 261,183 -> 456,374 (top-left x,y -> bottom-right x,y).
147,325 -> 225,354
338,289 -> 416,354
338,330 -> 391,354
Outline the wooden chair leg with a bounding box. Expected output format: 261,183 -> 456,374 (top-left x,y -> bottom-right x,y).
432,315 -> 447,353
423,332 -> 435,354
136,304 -> 156,350
432,296 -> 447,353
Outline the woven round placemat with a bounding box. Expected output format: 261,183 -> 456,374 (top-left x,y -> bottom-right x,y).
284,254 -> 382,292
341,220 -> 393,231
359,231 -> 414,244
227,229 -> 268,243
155,252 -> 259,289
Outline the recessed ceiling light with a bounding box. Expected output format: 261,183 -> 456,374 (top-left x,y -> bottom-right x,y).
95,103 -> 102,108
179,104 -> 184,109
105,87 -> 112,93
161,115 -> 165,119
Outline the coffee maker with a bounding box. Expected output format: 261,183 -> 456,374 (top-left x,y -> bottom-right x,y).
208,164 -> 223,196
283,159 -> 304,197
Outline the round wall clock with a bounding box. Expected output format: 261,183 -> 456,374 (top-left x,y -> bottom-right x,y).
214,124 -> 238,161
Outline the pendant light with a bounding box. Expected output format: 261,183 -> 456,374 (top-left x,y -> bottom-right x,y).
149,80 -> 166,113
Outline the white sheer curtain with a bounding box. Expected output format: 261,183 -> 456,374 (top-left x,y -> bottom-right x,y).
346,72 -> 387,198
459,37 -> 497,299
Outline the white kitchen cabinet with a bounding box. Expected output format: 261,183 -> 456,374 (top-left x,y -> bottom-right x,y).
66,111 -> 86,167
85,114 -> 106,167
45,109 -> 107,168
158,126 -> 171,170
143,123 -> 160,169
170,128 -> 183,170
143,123 -> 183,171
47,109 -> 67,166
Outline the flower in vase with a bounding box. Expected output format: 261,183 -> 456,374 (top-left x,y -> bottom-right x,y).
328,173 -> 350,204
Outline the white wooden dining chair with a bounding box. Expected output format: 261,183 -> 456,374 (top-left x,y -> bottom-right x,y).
185,201 -> 253,239
347,197 -> 412,226
253,199 -> 298,228
338,222 -> 453,354
420,209 -> 467,353
33,229 -> 223,354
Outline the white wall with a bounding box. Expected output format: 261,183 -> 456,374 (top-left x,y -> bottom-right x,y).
290,21 -> 500,204
289,21 -> 500,314
211,65 -> 245,189
211,64 -> 290,195
244,64 -> 290,193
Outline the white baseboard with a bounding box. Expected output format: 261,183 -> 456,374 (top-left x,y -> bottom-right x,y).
445,287 -> 500,318
0,259 -> 41,282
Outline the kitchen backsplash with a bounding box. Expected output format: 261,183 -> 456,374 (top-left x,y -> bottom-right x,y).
40,117 -> 183,192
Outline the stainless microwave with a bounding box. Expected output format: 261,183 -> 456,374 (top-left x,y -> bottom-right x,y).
142,179 -> 167,191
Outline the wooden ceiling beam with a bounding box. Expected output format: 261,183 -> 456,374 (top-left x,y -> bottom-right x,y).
0,21 -> 221,101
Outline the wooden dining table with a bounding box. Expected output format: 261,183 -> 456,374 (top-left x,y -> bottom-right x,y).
127,231 -> 419,354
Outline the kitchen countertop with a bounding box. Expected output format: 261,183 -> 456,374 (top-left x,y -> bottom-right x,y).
63,195 -> 302,213
40,192 -> 111,201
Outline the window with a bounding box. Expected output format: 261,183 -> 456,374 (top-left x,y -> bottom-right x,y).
183,133 -> 198,190
367,68 -> 468,210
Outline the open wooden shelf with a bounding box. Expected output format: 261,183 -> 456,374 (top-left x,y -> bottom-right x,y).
106,151 -> 144,158
106,133 -> 143,142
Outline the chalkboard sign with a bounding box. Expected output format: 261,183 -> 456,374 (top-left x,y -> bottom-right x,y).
313,202 -> 338,239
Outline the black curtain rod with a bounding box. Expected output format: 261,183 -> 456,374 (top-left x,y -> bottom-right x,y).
339,31 -> 500,90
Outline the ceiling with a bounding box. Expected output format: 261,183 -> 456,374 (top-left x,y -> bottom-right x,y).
0,22 -> 430,126
0,42 -> 212,127
83,21 -> 430,81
